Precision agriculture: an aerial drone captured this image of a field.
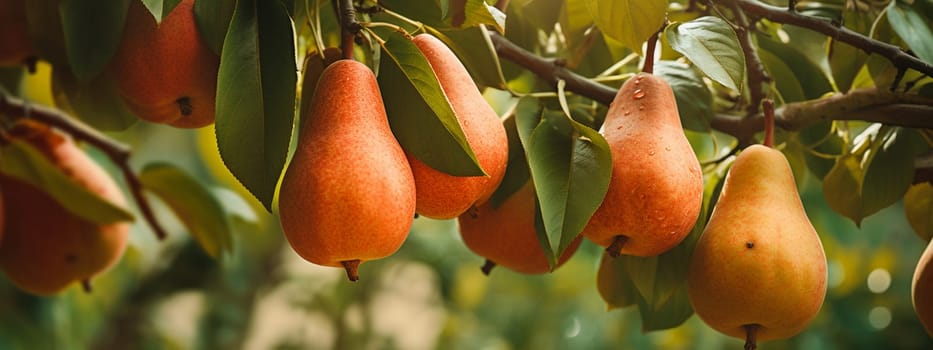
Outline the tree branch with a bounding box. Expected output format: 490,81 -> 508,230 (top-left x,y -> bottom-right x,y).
488,30 -> 933,143
0,94 -> 168,241
723,0 -> 770,115
725,0 -> 933,78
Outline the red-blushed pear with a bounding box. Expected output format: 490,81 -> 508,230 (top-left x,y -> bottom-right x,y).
277,59 -> 416,282
687,145 -> 827,347
912,239 -> 933,336
0,0 -> 33,67
407,33 -> 508,219
582,73 -> 703,257
0,120 -> 130,295
111,0 -> 219,128
458,182 -> 582,275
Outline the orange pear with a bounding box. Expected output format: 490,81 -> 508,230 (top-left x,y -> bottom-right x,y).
687,145 -> 827,344
458,182 -> 581,274
0,0 -> 33,67
583,73 -> 703,257
278,59 -> 415,281
111,0 -> 219,128
913,239 -> 933,336
407,33 -> 508,219
0,121 -> 130,295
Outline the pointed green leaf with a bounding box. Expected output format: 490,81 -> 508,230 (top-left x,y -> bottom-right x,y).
488,114 -> 531,208
757,35 -> 833,101
829,10 -> 872,93
194,0 -> 236,55
139,163 -> 232,259
596,253 -> 639,310
585,0 -> 667,52
377,30 -> 485,176
665,16 -> 745,92
0,140 -> 134,225
51,67 -> 138,131
60,0 -> 131,82
142,0 -> 183,22
823,126 -> 915,225
527,109 -> 612,262
215,0 -> 297,211
636,282 -> 694,332
887,1 -> 933,66
654,61 -> 714,131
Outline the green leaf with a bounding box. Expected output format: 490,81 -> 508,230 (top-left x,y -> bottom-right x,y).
377,30 -> 485,177
596,252 -> 639,310
758,35 -> 833,101
636,282 -> 694,332
654,61 -> 714,131
585,0 -> 667,53
0,139 -> 134,225
51,67 -> 138,131
0,67 -> 24,95
488,114 -> 531,208
527,109 -> 612,264
665,16 -> 745,92
378,0 -> 503,31
428,26 -> 508,89
829,10 -> 872,93
25,0 -> 69,67
194,0 -> 236,55
887,1 -> 933,66
823,125 -> 915,225
905,182 -> 933,241
139,163 -> 232,259
60,0 -> 131,82
215,0 -> 297,211
142,0 -> 183,22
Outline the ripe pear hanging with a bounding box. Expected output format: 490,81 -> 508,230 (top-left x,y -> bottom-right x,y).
582,73 -> 703,257
406,33 -> 508,219
913,239 -> 933,336
0,121 -> 130,295
278,59 -> 416,282
111,0 -> 219,128
458,181 -> 582,275
687,144 -> 827,345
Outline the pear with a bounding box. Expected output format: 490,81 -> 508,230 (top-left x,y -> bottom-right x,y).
687,145 -> 827,346
0,120 -> 130,295
913,239 -> 933,336
0,0 -> 33,67
278,59 -> 416,282
458,181 -> 582,275
583,73 -> 703,257
407,33 -> 508,219
111,0 -> 219,128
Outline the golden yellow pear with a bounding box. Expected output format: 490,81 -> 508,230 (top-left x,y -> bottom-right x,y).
278,59 -> 416,282
406,33 -> 508,219
583,73 -> 703,257
0,121 -> 130,295
913,239 -> 933,336
688,145 -> 827,345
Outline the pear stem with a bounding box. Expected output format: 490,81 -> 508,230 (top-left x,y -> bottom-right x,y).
335,0 -> 360,60
481,260 -> 496,275
606,235 -> 629,258
341,260 -> 361,282
763,99 -> 774,148
81,279 -> 93,294
641,22 -> 666,74
744,324 -> 759,350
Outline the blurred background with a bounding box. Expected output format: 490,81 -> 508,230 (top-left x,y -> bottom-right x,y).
1,55 -> 931,350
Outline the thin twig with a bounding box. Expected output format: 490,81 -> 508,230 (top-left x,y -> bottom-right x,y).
0,94 -> 168,240
721,0 -> 770,115
727,0 -> 933,77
